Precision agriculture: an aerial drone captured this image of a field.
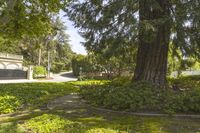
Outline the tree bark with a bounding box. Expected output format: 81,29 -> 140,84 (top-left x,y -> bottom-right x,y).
133,0 -> 171,86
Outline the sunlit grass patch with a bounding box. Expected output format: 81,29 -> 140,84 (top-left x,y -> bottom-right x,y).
0,82 -> 79,114
86,128 -> 126,133
69,79 -> 110,86
0,122 -> 24,133
20,114 -> 85,133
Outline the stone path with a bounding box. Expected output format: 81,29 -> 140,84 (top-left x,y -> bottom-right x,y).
1,93 -> 200,122
47,94 -> 200,118
47,93 -> 87,110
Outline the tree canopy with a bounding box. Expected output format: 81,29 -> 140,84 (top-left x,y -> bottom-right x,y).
67,0 -> 200,85
67,0 -> 200,57
0,0 -> 74,73
0,0 -> 67,39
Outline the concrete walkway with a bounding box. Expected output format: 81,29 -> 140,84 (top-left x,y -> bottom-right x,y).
0,71 -> 77,84
1,93 -> 200,122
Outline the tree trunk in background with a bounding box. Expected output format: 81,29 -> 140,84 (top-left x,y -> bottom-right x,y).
133,0 -> 171,86
38,48 -> 42,66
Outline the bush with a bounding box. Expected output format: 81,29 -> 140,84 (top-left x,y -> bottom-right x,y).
51,62 -> 65,73
33,66 -> 47,78
80,76 -> 200,114
71,55 -> 85,76
81,81 -> 160,111
111,77 -> 132,86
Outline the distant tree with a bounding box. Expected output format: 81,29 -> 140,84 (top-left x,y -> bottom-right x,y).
19,18 -> 73,72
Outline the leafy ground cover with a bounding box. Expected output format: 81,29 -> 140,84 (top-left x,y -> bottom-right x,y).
1,110 -> 200,133
69,79 -> 110,86
0,79 -> 200,133
0,82 -> 79,114
80,76 -> 200,114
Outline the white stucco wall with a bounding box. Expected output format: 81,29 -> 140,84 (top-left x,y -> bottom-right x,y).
0,62 -> 6,69
0,61 -> 23,70
0,53 -> 23,70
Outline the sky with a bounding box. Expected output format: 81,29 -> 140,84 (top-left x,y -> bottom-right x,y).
59,11 -> 87,55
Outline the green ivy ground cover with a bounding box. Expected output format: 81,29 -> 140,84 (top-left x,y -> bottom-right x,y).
0,79 -> 200,133
0,82 -> 79,114
80,76 -> 200,114
1,111 -> 200,133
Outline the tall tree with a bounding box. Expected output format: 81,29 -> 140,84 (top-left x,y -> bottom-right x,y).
0,0 -> 67,39
67,0 -> 200,85
134,0 -> 171,85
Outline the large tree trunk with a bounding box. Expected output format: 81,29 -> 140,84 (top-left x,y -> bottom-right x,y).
133,0 -> 171,86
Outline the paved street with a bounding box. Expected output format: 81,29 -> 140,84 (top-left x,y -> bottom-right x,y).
0,71 -> 77,84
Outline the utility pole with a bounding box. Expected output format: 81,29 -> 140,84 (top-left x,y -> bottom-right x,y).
46,35 -> 52,79
47,50 -> 51,79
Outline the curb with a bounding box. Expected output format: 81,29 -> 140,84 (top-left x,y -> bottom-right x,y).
90,107 -> 200,118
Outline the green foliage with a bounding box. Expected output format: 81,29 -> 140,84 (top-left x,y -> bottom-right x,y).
0,82 -> 79,114
67,0 -> 200,84
86,128 -> 123,133
21,114 -> 84,133
0,7 -> 74,72
1,114 -> 200,133
67,0 -> 200,59
33,66 -> 47,78
0,0 -> 66,39
71,52 -> 135,79
0,81 -> 200,132
71,54 -> 88,76
0,37 -> 20,54
0,96 -> 21,114
69,80 -> 110,87
80,76 -> 200,114
20,18 -> 74,71
193,62 -> 200,70
111,77 -> 132,86
51,62 -> 65,73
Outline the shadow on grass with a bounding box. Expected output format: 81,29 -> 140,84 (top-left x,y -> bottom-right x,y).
0,80 -> 200,133
1,106 -> 200,133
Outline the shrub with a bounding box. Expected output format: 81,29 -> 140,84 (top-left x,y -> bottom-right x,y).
51,62 -> 65,73
81,82 -> 160,111
111,77 -> 132,86
80,76 -> 200,114
33,66 -> 47,78
71,55 -> 86,76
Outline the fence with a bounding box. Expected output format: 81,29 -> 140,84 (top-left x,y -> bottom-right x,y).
0,69 -> 27,80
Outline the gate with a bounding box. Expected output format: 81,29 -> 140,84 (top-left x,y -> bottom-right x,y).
0,69 -> 27,80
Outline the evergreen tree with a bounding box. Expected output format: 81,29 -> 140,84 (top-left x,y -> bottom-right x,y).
67,0 -> 200,85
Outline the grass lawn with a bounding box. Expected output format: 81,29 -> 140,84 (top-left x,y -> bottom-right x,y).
0,80 -> 200,133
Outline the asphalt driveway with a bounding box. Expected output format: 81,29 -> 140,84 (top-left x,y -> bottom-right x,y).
0,71 -> 77,84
